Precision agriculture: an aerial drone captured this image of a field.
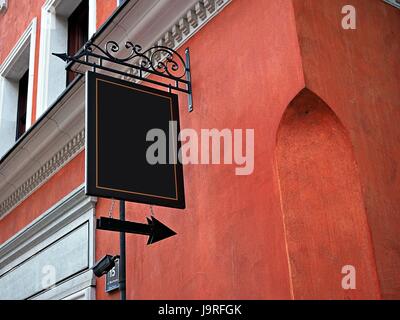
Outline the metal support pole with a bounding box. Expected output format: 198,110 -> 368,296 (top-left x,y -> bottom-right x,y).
119,200 -> 127,300
185,48 -> 193,112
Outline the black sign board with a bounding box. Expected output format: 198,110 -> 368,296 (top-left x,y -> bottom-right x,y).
105,258 -> 120,292
86,71 -> 185,209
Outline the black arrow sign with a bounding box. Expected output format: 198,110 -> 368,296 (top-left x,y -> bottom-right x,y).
96,217 -> 176,245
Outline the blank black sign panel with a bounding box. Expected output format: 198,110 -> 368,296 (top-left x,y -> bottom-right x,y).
85,71 -> 185,209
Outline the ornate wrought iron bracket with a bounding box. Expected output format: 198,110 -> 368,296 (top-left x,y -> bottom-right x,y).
53,40 -> 193,112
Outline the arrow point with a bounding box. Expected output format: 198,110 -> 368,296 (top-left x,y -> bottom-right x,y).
147,217 -> 176,245
52,52 -> 69,62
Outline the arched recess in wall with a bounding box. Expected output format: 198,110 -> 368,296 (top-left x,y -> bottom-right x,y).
275,88 -> 380,299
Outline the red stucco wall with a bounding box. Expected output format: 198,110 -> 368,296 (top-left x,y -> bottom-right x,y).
276,89 -> 381,299
292,0 -> 400,299
95,0 -> 304,300
96,0 -> 117,28
1,0 -> 398,300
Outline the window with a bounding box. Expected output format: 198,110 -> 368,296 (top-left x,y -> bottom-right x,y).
67,0 -> 89,84
0,19 -> 36,157
16,70 -> 29,140
36,0 -> 96,117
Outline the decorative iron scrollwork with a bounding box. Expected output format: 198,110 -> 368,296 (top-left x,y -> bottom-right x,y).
53,39 -> 193,111
83,41 -> 187,79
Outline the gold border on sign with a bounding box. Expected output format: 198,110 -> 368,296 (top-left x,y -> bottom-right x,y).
95,78 -> 179,201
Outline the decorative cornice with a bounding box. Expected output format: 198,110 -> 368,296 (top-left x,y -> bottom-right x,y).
159,0 -> 229,50
0,129 -> 85,217
148,0 -> 229,63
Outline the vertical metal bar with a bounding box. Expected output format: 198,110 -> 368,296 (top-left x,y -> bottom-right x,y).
185,48 -> 193,112
119,200 -> 127,300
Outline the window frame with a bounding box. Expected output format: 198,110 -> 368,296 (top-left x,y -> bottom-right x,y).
67,0 -> 89,84
36,0 -> 96,118
0,18 -> 37,156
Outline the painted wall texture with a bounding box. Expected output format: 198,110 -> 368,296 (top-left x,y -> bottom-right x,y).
96,0 -> 117,28
1,0 -> 399,300
292,0 -> 400,299
95,0 -> 304,299
276,89 -> 381,299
